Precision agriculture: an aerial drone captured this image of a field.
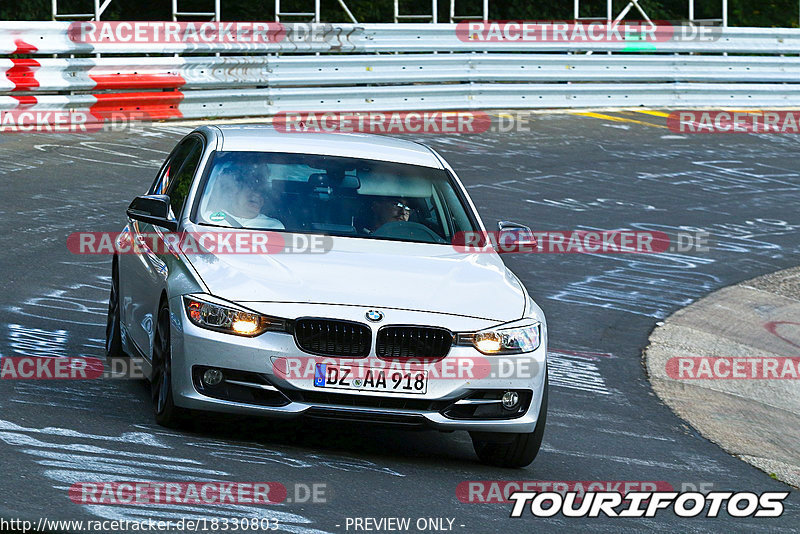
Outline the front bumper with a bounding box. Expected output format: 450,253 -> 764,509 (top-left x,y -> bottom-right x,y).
169,296 -> 548,433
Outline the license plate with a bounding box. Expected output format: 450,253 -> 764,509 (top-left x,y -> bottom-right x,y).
314,364 -> 428,394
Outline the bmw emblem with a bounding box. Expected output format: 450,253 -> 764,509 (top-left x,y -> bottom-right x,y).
366,310 -> 384,322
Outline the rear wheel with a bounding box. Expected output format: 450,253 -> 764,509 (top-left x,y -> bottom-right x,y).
470,371 -> 548,468
105,258 -> 125,358
151,303 -> 188,427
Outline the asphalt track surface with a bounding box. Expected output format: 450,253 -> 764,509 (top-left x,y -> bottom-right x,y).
1,112 -> 799,533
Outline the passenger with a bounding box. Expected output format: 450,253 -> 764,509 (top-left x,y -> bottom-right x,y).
206,165 -> 284,229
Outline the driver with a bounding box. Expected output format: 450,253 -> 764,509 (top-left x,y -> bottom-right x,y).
365,197 -> 411,234
206,165 -> 284,229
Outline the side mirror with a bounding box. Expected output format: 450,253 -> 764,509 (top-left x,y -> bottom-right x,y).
496,221 -> 536,251
126,195 -> 178,232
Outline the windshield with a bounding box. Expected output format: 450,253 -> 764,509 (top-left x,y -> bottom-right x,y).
191,151 -> 479,244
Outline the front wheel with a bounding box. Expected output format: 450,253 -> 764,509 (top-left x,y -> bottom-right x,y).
151,303 -> 189,428
105,258 -> 125,358
470,372 -> 548,468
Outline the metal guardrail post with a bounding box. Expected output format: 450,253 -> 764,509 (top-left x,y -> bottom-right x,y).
395,0 -> 438,23
337,0 -> 359,23
449,0 -> 488,22
689,0 -> 728,27
52,0 -> 113,20
573,0 -> 613,21
172,0 -> 220,21
575,0 -> 659,24
723,0 -> 728,27
276,0 -> 321,21
614,0 -> 654,25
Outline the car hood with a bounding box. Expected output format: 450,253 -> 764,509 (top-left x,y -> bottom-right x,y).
184,233 -> 526,322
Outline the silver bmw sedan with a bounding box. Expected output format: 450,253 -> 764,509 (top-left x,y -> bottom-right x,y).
108,125 -> 548,467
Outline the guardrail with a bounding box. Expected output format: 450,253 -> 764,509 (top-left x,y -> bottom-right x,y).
4,22 -> 800,55
4,83 -> 800,122
2,22 -> 800,124
4,54 -> 800,93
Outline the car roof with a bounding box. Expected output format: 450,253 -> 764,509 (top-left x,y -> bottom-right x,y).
209,125 -> 443,169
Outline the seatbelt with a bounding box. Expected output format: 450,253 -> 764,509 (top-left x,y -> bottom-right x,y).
224,214 -> 244,228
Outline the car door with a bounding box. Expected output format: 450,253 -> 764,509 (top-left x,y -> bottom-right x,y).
121,135 -> 205,360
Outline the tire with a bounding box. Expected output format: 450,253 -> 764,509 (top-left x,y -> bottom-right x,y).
470,371 -> 548,468
151,302 -> 189,428
105,258 -> 126,359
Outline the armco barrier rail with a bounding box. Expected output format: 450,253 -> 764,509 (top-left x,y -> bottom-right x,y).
4,22 -> 800,55
2,22 -> 800,123
4,84 -> 800,120
4,54 -> 800,93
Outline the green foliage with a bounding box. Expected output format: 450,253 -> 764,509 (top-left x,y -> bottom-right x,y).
1,0 -> 48,20
728,0 -> 799,27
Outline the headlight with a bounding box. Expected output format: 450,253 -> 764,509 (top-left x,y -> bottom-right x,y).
458,321 -> 541,355
183,295 -> 286,337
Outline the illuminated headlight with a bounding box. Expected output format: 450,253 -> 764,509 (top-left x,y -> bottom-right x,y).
458,321 -> 541,355
183,295 -> 285,337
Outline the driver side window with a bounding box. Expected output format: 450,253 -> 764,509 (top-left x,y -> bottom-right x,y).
149,136 -> 204,220
166,138 -> 203,220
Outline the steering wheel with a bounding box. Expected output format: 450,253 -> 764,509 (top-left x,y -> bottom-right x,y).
372,221 -> 446,243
